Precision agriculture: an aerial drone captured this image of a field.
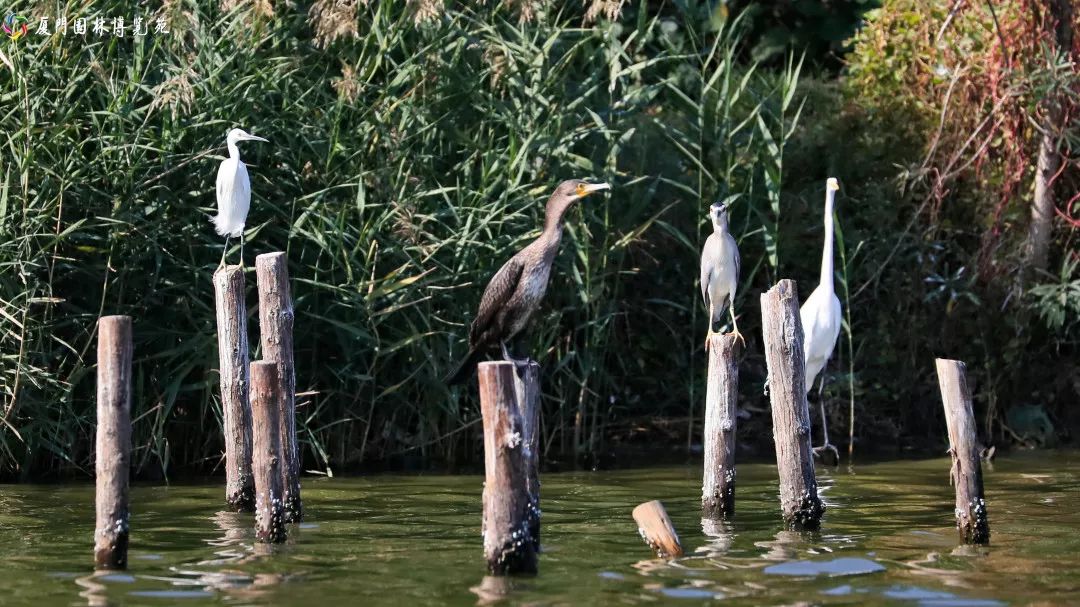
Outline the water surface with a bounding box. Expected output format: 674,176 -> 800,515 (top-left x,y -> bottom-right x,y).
1,450 -> 1077,605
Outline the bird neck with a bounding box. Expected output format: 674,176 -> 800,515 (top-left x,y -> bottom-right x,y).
227,141 -> 240,159
819,190 -> 835,291
542,200 -> 573,238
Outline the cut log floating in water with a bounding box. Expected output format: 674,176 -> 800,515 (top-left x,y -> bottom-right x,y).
94,315 -> 132,570
478,361 -> 539,575
760,280 -> 825,530
935,358 -> 990,545
256,252 -> 302,523
214,264 -> 255,512
250,361 -> 287,543
632,500 -> 684,558
702,332 -> 739,520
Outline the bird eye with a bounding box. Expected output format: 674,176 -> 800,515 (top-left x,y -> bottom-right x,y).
575,183 -> 588,197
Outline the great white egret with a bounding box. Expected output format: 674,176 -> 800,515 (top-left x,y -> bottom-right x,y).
444,180 -> 611,385
800,177 -> 842,460
700,201 -> 742,348
214,128 -> 268,268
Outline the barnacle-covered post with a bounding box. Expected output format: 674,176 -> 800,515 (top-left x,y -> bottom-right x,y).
251,361 -> 287,543
935,358 -> 990,544
94,315 -> 133,569
702,333 -> 739,519
761,280 -> 825,530
633,500 -> 684,558
256,252 -> 302,522
214,264 -> 255,512
478,361 -> 538,574
511,361 -> 541,550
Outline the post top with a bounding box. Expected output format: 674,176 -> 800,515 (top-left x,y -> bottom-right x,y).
255,251 -> 287,263
99,315 -> 132,325
214,264 -> 245,277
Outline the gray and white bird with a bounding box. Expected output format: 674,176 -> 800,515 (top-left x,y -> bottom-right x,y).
214,128 -> 268,268
700,201 -> 742,348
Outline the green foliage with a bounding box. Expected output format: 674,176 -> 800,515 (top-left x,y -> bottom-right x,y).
0,0 -> 803,476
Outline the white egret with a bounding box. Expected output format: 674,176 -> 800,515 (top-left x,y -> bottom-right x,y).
800,177 -> 842,460
700,201 -> 742,348
214,128 -> 268,268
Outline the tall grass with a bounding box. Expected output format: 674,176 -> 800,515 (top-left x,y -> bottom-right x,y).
0,1 -> 801,478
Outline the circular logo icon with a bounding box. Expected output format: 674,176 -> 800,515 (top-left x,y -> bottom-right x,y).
2,13 -> 30,40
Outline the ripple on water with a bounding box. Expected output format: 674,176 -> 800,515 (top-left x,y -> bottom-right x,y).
764,557 -> 886,577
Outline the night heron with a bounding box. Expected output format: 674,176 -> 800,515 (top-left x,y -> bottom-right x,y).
214,128 -> 268,268
444,179 -> 611,385
700,200 -> 742,348
800,177 -> 842,461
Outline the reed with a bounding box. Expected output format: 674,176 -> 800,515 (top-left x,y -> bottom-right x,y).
0,1 -> 799,477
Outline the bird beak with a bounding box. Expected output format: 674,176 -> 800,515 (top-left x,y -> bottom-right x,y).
576,182 -> 611,198
244,135 -> 269,143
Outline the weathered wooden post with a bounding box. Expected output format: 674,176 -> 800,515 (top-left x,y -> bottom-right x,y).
935,358 -> 990,545
255,252 -> 302,523
478,361 -> 538,575
95,315 -> 132,569
760,280 -> 825,530
250,361 -> 287,543
702,333 -> 739,519
511,361 -> 541,550
214,265 -> 255,512
632,500 -> 684,558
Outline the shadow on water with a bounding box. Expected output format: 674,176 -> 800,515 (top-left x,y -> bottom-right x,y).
0,450 -> 1075,604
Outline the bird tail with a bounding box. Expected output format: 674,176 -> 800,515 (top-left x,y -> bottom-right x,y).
710,296 -> 730,331
444,347 -> 484,385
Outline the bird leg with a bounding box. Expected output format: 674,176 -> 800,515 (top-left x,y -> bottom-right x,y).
218,235 -> 231,270
727,303 -> 745,348
811,371 -> 840,464
500,340 -> 532,369
239,231 -> 245,268
705,302 -> 718,350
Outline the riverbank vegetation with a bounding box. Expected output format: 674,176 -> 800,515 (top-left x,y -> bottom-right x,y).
1,0 -> 1076,479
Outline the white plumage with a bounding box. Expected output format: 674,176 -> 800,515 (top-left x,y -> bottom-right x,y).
214,128 -> 267,267
214,156 -> 250,237
700,201 -> 742,346
800,178 -> 842,393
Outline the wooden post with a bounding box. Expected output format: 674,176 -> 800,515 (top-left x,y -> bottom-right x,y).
479,361 -> 538,575
511,361 -> 541,550
760,280 -> 825,530
95,315 -> 132,569
935,359 -> 990,545
702,333 -> 739,519
250,361 -> 287,543
632,500 -> 683,558
214,265 -> 255,512
255,252 -> 301,523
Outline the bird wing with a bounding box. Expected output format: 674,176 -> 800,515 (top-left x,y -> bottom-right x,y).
700,233 -> 718,308
732,236 -> 741,293
214,159 -> 251,237
469,256 -> 525,347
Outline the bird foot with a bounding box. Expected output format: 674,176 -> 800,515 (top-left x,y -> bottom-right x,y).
727,328 -> 746,349
812,443 -> 840,465
705,331 -> 717,351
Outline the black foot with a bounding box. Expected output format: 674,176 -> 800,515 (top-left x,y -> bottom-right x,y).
812,443 -> 840,465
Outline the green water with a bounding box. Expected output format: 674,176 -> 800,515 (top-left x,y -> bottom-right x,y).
1,451 -> 1077,605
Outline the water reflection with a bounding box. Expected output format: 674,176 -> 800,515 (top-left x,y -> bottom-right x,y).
469,575 -> 516,605
698,518 -> 734,556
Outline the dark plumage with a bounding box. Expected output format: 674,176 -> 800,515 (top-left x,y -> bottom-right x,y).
445,179 -> 611,385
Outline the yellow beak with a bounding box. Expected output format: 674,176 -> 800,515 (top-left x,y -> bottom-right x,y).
577,182 -> 612,197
